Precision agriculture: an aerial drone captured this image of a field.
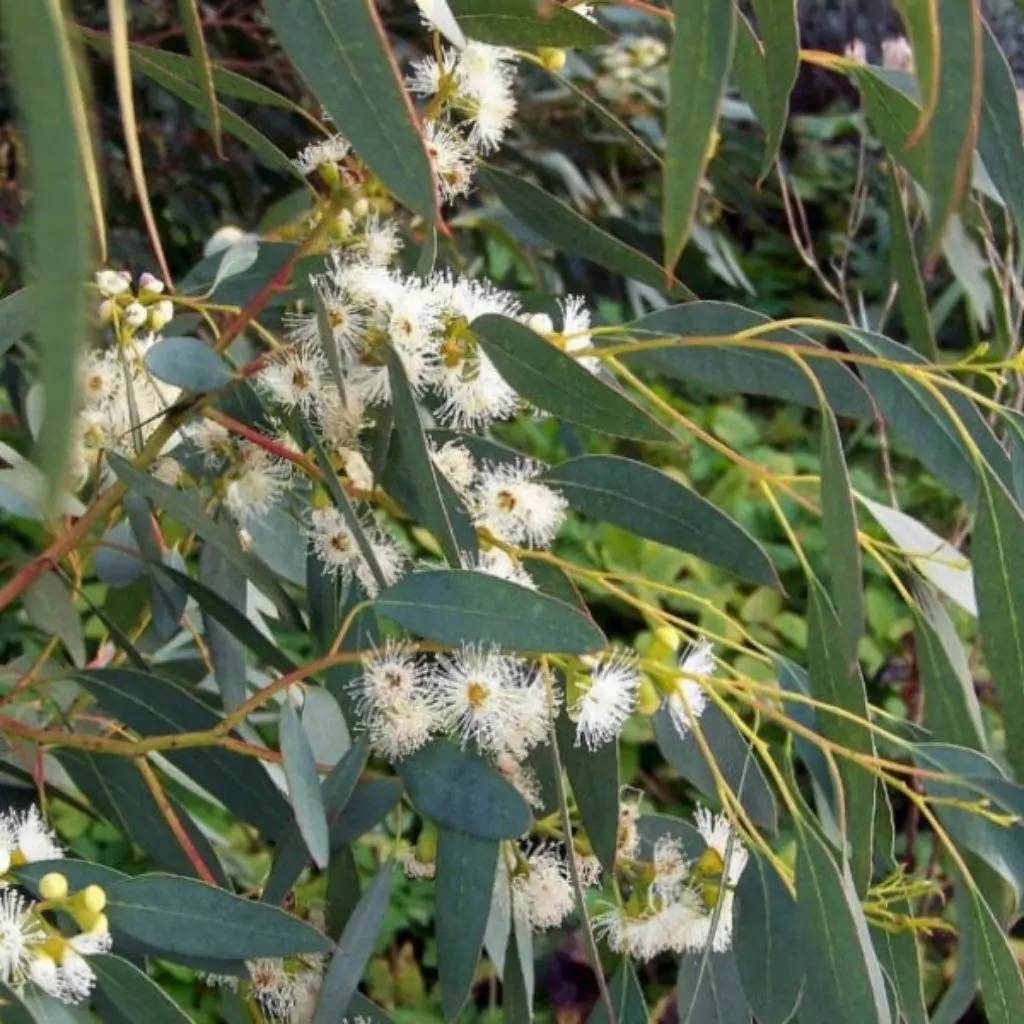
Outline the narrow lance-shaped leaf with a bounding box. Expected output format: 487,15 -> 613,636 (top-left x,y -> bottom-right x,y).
280,701 -> 330,870
819,405 -> 863,666
805,577 -> 877,894
195,543 -> 249,712
677,951 -> 749,1024
795,825 -> 892,1024
482,167 -> 694,300
978,23 -> 1024,235
663,0 -> 736,268
918,0 -> 983,260
376,569 -> 606,654
970,889 -> 1024,1024
386,346 -> 465,565
314,864 -> 394,1022
107,874 -> 332,959
449,0 -> 608,46
2,0 -> 93,497
177,0 -> 221,153
732,852 -> 803,1024
91,954 -> 194,1023
973,467 -> 1024,780
264,0 -> 438,222
748,0 -> 799,175
886,168 -> 937,360
435,831 -> 500,1021
543,455 -> 781,591
473,314 -> 671,442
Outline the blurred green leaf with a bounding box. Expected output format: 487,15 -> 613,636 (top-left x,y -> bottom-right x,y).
733,852 -> 803,1024
401,740 -> 531,839
178,0 -> 221,152
921,0 -> 982,259
886,168 -> 937,361
663,0 -> 735,267
376,569 -> 606,653
482,167 -> 694,301
974,468 -> 1024,779
197,534 -> 248,712
91,955 -> 193,1023
545,454 -> 781,590
23,568 -> 85,667
1,0 -> 93,498
748,0 -> 799,175
474,315 -> 670,442
83,30 -> 304,181
314,863 -> 393,1022
329,777 -> 403,847
107,873 -> 332,958
979,23 -> 1024,235
795,826 -> 891,1024
264,0 -> 437,221
0,288 -> 34,361
436,830 -> 499,1021
280,700 -> 330,870
625,303 -> 871,420
449,0 -> 607,45
589,959 -> 647,1023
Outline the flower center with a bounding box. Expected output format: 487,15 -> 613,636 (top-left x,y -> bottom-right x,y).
466,680 -> 488,708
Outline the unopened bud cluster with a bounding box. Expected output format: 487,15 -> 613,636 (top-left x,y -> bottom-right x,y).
0,807 -> 111,1003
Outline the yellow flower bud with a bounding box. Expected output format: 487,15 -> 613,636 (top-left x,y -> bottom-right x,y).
88,912 -> 110,935
635,675 -> 662,716
39,872 -> 68,901
79,884 -> 107,914
0,849 -> 10,876
538,47 -> 567,72
648,625 -> 681,665
415,821 -> 438,864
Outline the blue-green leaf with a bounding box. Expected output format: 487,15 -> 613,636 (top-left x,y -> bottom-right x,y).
107,874 -> 332,958
543,455 -> 781,590
280,701 -> 330,870
474,315 -> 670,442
91,955 -> 193,1022
436,830 -> 500,1021
264,0 -> 437,222
376,569 -> 605,654
144,337 -> 232,391
663,0 -> 736,266
2,0 -> 94,497
401,740 -> 530,839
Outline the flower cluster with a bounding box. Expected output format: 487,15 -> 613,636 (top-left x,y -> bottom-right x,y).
67,271 -> 180,489
206,952 -> 327,1023
0,807 -> 112,1004
594,807 -> 749,960
592,35 -> 669,105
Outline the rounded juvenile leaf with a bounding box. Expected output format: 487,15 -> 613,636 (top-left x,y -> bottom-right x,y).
144,336 -> 232,391
376,569 -> 606,653
106,874 -> 332,958
401,740 -> 531,839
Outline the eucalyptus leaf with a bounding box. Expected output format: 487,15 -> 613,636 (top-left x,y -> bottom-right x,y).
143,336 -> 232,391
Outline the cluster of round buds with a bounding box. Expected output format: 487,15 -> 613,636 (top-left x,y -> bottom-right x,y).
95,269 -> 174,334
593,806 -> 749,961
0,809 -> 112,1005
592,35 -> 669,104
